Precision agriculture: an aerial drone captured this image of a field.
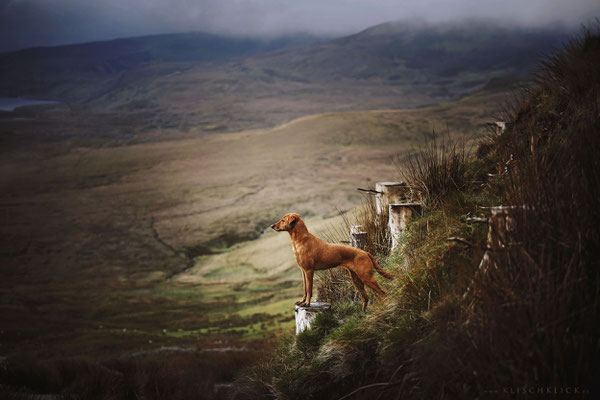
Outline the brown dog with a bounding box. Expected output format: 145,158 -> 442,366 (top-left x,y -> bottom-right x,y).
271,213 -> 392,312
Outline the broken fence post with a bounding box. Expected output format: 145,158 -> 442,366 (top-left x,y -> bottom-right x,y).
295,302 -> 331,335
495,121 -> 506,133
350,225 -> 367,250
389,203 -> 423,251
478,205 -> 523,271
375,182 -> 407,218
349,225 -> 367,302
486,121 -> 506,134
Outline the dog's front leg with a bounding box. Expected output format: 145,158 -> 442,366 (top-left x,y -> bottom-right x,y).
296,269 -> 307,305
300,270 -> 314,307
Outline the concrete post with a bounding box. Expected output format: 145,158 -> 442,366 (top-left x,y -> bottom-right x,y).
389,203 -> 423,251
375,182 -> 407,218
478,206 -> 521,271
494,121 -> 506,133
350,225 -> 367,250
295,302 -> 331,335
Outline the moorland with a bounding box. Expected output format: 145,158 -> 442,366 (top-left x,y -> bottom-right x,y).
0,20 -> 572,398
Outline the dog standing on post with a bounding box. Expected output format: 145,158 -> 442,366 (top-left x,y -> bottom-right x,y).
271,213 -> 392,312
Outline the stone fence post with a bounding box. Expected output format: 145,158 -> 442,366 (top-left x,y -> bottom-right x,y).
375,182 -> 407,218
295,302 -> 331,335
350,225 -> 367,250
478,205 -> 523,271
389,203 -> 423,251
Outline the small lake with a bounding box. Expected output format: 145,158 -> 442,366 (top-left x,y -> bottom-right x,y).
0,97 -> 60,112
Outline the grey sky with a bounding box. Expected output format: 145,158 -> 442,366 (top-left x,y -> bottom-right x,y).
1,0 -> 599,52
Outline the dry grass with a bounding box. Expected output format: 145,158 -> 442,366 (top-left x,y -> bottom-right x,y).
398,131 -> 468,207
231,26 -> 600,400
452,24 -> 600,395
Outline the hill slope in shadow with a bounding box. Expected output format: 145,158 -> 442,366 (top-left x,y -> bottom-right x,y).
0,21 -> 569,133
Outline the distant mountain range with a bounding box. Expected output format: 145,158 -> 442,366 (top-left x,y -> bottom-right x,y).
0,21 -> 571,132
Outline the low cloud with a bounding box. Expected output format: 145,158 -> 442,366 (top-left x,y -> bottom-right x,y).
1,0 -> 599,52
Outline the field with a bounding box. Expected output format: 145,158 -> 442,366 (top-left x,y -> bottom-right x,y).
0,81 -> 512,360
0,78 -> 517,400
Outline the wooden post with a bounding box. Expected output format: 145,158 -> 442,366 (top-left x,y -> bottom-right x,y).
389,203 -> 423,251
295,302 -> 331,335
375,182 -> 407,218
350,225 -> 367,250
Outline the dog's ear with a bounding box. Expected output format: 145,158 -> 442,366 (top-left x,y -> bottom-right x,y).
288,214 -> 299,228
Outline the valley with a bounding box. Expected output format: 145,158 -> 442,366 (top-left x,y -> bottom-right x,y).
0,82 -> 510,360
0,20 -> 569,397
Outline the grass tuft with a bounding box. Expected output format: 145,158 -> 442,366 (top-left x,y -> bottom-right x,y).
398,131 -> 468,208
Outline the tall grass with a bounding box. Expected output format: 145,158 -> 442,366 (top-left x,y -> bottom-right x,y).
410,25 -> 600,398
233,26 -> 600,400
398,131 -> 467,208
459,24 -> 600,394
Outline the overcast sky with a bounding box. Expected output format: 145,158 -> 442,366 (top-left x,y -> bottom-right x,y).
1,0 -> 599,52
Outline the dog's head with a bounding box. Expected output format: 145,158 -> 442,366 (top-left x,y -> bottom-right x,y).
271,213 -> 301,232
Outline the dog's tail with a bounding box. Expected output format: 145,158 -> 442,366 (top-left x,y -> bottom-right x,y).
368,253 -> 394,280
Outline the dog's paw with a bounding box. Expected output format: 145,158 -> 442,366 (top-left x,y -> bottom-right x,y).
295,300 -> 306,306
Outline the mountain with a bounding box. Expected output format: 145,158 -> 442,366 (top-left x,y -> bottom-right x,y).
0,21 -> 571,133
0,32 -> 320,100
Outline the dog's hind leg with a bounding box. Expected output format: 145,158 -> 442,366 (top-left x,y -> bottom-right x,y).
355,258 -> 387,299
348,270 -> 369,312
363,274 -> 387,298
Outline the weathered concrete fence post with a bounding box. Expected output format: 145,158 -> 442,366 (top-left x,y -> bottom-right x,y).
295,302 -> 331,335
478,205 -> 521,271
350,225 -> 367,250
487,121 -> 506,134
375,181 -> 407,218
389,203 -> 423,251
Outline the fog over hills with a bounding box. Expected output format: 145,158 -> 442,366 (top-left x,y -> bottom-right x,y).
0,20 -> 571,133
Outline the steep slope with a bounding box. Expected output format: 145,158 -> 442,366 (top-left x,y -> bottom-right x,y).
232,26 -> 600,400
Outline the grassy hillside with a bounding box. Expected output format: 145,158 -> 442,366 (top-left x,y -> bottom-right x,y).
232,26 -> 600,400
